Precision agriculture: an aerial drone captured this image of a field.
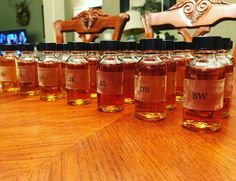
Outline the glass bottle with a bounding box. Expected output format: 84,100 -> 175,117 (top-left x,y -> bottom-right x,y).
17,44 -> 39,96
0,45 -> 19,92
97,41 -> 124,112
120,41 -> 139,104
65,47 -> 91,105
86,42 -> 101,99
160,40 -> 176,110
37,43 -> 63,101
56,43 -> 69,93
183,36 -> 225,132
173,41 -> 187,102
216,38 -> 234,118
135,39 -> 167,121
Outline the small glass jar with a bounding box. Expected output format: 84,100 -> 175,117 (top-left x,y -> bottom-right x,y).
173,41 -> 187,102
216,37 -> 234,118
17,44 -> 39,96
119,41 -> 139,104
0,45 -> 19,92
183,36 -> 225,132
97,41 -> 124,112
160,40 -> 176,110
86,42 -> 101,99
135,39 -> 167,121
37,43 -> 63,101
65,51 -> 91,105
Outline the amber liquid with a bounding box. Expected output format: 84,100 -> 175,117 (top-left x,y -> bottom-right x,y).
60,62 -> 66,94
87,56 -> 100,99
221,64 -> 234,118
66,63 -> 91,106
135,57 -> 167,121
0,55 -> 19,92
183,66 -> 225,132
173,54 -> 187,102
38,62 -> 63,101
18,61 -> 39,96
97,63 -> 123,112
123,62 -> 136,104
161,57 -> 176,110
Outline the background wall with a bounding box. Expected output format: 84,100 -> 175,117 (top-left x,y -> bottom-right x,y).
0,0 -> 44,43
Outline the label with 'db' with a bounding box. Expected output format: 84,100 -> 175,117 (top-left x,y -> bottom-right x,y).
183,79 -> 224,111
135,75 -> 166,102
0,66 -> 17,82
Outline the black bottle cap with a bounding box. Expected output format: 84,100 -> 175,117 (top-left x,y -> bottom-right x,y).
55,44 -> 63,51
222,38 -> 232,50
185,42 -> 192,50
67,42 -> 85,51
162,40 -> 175,50
83,43 -> 90,51
230,41 -> 233,49
0,44 -> 18,51
139,39 -> 163,50
174,41 -> 186,50
62,43 -> 69,51
36,43 -> 57,51
89,42 -> 100,51
18,44 -> 34,51
192,36 -> 222,50
100,40 -> 120,51
120,41 -> 137,51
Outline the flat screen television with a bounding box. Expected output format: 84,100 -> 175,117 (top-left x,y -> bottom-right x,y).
0,29 -> 27,44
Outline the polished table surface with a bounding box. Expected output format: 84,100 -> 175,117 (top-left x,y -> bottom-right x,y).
0,79 -> 236,181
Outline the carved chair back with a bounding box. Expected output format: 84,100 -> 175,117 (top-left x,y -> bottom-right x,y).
141,0 -> 236,42
54,8 -> 129,43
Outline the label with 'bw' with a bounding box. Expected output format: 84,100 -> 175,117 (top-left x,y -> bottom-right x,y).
183,79 -> 224,111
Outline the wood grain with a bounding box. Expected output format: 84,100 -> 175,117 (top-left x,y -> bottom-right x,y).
0,73 -> 236,180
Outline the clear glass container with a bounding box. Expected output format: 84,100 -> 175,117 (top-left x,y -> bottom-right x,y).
37,43 -> 63,101
216,38 -> 234,118
0,45 -> 19,92
17,44 -> 39,96
86,42 -> 101,99
135,39 -> 167,121
160,40 -> 176,110
173,41 -> 187,102
65,53 -> 91,105
119,41 -> 139,104
183,36 -> 225,132
97,41 -> 124,112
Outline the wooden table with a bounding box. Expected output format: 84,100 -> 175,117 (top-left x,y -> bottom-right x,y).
0,80 -> 236,181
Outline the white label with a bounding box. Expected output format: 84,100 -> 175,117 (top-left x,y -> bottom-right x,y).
65,68 -> 90,90
0,66 -> 17,82
135,75 -> 166,102
18,65 -> 37,83
38,67 -> 59,86
183,79 -> 224,111
97,71 -> 123,95
224,73 -> 233,99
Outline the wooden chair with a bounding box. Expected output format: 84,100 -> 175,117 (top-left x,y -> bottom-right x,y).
54,8 -> 129,43
141,0 -> 236,42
